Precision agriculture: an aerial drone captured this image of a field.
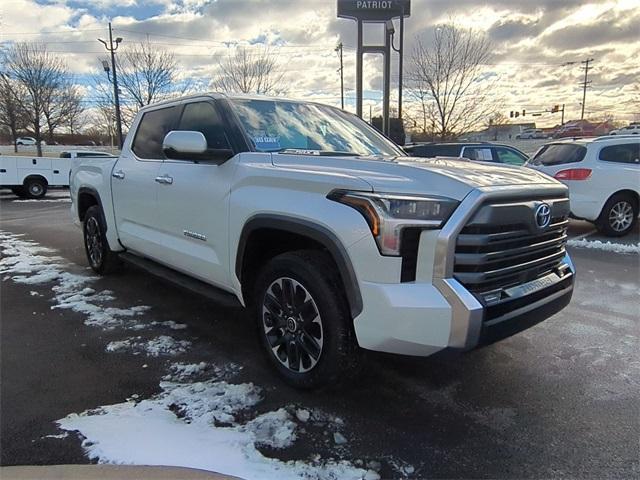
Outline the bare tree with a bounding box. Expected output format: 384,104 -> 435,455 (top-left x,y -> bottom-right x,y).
117,40 -> 183,120
2,43 -> 67,155
42,80 -> 84,142
212,47 -> 285,95
0,74 -> 28,152
407,22 -> 496,139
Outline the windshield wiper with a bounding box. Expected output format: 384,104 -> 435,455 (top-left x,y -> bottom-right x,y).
277,148 -> 360,156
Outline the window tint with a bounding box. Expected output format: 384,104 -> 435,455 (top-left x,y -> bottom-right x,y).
494,147 -> 527,165
132,106 -> 177,159
178,102 -> 230,150
598,143 -> 640,164
406,145 -> 461,157
463,147 -> 493,161
59,152 -> 71,158
531,144 -> 587,166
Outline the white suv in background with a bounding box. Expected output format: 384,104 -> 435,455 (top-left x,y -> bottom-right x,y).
527,137 -> 640,236
609,124 -> 639,135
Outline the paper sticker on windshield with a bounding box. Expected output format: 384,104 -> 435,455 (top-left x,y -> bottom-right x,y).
253,135 -> 281,150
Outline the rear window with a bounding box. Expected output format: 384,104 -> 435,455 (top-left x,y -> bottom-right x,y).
531,144 -> 587,166
132,106 -> 178,160
59,152 -> 71,158
406,145 -> 461,157
598,143 -> 639,164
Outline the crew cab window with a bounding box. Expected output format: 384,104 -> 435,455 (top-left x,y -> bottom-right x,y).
59,152 -> 71,158
494,147 -> 527,165
598,143 -> 640,164
531,144 -> 587,166
462,147 -> 493,161
178,102 -> 230,150
132,106 -> 177,160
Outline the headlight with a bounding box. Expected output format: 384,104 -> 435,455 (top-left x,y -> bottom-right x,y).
328,190 -> 459,256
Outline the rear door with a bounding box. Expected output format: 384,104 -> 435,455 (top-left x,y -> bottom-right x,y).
112,105 -> 179,259
154,99 -> 238,288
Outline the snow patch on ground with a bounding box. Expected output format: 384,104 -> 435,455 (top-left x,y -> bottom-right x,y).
12,198 -> 71,203
106,336 -> 191,357
57,378 -> 376,480
162,362 -> 241,382
0,230 -> 150,330
567,238 -> 640,254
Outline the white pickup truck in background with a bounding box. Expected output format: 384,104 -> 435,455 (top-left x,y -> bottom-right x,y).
0,150 -> 116,199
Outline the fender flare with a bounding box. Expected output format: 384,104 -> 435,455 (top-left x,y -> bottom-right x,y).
236,214 -> 363,318
77,186 -> 107,231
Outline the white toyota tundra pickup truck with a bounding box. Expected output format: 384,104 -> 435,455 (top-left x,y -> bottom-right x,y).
70,93 -> 575,388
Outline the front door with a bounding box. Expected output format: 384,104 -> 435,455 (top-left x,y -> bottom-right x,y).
154,100 -> 237,289
112,105 -> 178,260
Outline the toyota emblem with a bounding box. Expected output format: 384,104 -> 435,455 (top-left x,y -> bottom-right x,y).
535,203 -> 552,229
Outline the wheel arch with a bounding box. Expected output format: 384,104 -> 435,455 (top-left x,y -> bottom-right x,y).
604,189 -> 640,214
77,187 -> 108,228
22,174 -> 48,187
236,215 -> 363,318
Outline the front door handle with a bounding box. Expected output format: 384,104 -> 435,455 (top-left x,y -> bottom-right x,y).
112,170 -> 125,179
155,175 -> 173,185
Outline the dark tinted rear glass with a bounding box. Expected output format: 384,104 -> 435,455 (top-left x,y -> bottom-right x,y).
406,145 -> 461,157
531,144 -> 587,166
132,106 -> 177,159
59,152 -> 71,158
598,143 -> 639,164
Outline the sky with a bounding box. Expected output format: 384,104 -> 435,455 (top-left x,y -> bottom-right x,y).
1,0 -> 639,129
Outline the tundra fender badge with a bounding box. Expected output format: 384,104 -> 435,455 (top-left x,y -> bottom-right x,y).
183,230 -> 207,241
534,203 -> 551,229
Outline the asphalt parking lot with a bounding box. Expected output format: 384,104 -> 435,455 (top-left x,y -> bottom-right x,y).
1,190 -> 638,479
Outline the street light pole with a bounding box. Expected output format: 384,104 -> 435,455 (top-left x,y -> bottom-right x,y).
98,23 -> 124,148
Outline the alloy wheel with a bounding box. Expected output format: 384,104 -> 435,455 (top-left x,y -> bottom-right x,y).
85,217 -> 103,267
261,277 -> 323,373
608,201 -> 633,232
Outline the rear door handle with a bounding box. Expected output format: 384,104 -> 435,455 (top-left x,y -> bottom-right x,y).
112,170 -> 125,179
155,175 -> 173,185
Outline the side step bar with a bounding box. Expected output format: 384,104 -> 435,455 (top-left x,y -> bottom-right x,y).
119,252 -> 242,308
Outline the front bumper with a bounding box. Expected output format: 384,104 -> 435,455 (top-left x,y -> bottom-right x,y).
353,254 -> 574,355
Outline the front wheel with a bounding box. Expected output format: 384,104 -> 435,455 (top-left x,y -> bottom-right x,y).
83,205 -> 120,274
596,193 -> 638,237
253,250 -> 360,389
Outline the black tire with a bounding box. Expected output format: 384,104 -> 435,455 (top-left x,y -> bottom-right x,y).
596,193 -> 638,237
252,250 -> 361,389
11,186 -> 26,198
23,177 -> 47,199
83,205 -> 121,274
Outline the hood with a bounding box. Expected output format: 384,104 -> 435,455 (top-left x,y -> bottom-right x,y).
272,154 -> 561,201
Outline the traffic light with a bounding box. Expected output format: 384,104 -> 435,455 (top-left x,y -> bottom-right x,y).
510,111 -> 514,118
522,109 -> 526,116
551,105 -> 559,113
515,111 -> 520,118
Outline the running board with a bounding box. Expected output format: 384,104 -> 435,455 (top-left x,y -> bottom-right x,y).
119,252 -> 242,308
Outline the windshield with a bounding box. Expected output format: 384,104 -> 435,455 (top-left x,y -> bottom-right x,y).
230,98 -> 404,157
530,143 -> 587,166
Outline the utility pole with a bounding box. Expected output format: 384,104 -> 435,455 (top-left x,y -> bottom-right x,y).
580,58 -> 594,120
561,103 -> 565,125
335,42 -> 344,110
99,23 -> 124,148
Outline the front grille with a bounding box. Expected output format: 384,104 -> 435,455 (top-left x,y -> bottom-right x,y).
453,198 -> 570,296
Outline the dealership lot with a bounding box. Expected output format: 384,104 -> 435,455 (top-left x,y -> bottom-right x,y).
1,191 -> 638,479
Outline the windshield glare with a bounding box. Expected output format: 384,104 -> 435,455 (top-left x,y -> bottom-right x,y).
230,98 -> 404,157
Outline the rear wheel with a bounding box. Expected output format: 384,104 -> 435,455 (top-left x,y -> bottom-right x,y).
83,205 -> 120,274
23,178 -> 47,199
596,193 -> 638,237
253,250 -> 360,389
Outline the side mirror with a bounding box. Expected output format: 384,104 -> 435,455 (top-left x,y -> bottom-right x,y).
162,130 -> 233,164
